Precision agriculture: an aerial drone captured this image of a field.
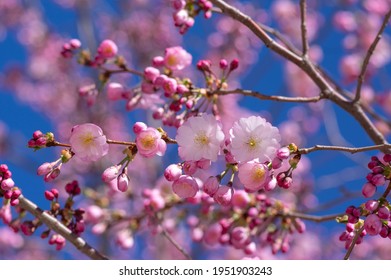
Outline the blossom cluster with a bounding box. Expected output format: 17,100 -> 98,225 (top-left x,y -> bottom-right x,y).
171,0 -> 213,34
168,114 -> 292,203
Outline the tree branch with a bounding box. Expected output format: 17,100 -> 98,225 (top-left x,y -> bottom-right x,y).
298,143 -> 391,155
214,88 -> 324,103
161,228 -> 192,260
17,194 -> 108,260
343,226 -> 364,260
353,9 -> 391,103
210,0 -> 389,149
299,0 -> 310,56
283,212 -> 343,223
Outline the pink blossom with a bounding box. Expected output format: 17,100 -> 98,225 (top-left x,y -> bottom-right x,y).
69,123 -> 109,162
97,39 -> 118,59
362,182 -> 377,198
229,116 -> 281,163
203,176 -> 219,196
176,114 -> 225,161
164,164 -> 182,181
144,66 -> 160,82
213,186 -> 233,206
117,173 -> 129,192
136,127 -> 166,158
172,175 -> 199,198
106,82 -> 124,101
238,162 -> 270,192
364,214 -> 382,235
102,165 -> 120,183
164,46 -> 192,71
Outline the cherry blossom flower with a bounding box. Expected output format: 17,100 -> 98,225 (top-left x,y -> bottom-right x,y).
176,114 -> 224,161
97,39 -> 118,59
229,116 -> 281,163
172,175 -> 199,198
135,127 -> 166,158
238,162 -> 270,192
69,123 -> 109,162
164,46 -> 192,71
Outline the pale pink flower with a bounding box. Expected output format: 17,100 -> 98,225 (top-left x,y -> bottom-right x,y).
229,116 -> 281,163
176,114 -> 224,161
136,127 -> 166,158
164,46 -> 192,71
97,39 -> 118,59
69,123 -> 109,162
172,175 -> 199,198
238,162 -> 270,192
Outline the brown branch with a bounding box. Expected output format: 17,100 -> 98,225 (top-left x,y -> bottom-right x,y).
283,212 -> 343,223
344,226 -> 364,260
17,194 -> 108,260
299,0 -> 309,56
106,139 -> 135,146
210,0 -> 389,149
214,89 -> 324,103
298,144 -> 391,155
161,228 -> 192,260
353,9 -> 391,103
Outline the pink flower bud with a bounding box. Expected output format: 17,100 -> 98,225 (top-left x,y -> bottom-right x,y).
144,66 -> 160,82
203,176 -> 219,196
37,162 -> 53,176
371,174 -> 386,186
213,186 -> 233,206
172,175 -> 199,198
219,59 -> 228,69
102,165 -> 121,183
44,191 -> 55,201
362,182 -> 377,198
378,206 -> 390,219
106,82 -> 124,101
152,56 -> 165,67
164,164 -> 182,182
277,147 -> 290,159
117,173 -> 129,192
1,178 -> 14,191
183,161 -> 197,175
97,39 -> 118,59
133,122 -> 147,134
229,58 -> 239,71
69,39 -> 81,49
364,214 -> 382,235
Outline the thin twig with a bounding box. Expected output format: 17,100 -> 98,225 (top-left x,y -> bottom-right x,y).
353,9 -> 391,103
344,226 -> 364,260
283,212 -> 344,223
17,194 -> 108,260
161,228 -> 192,260
299,0 -> 309,56
214,89 -> 324,103
298,143 -> 391,155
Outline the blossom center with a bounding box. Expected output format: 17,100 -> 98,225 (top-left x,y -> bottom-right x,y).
194,132 -> 210,146
141,135 -> 156,149
167,55 -> 178,67
251,166 -> 265,182
81,133 -> 95,146
246,136 -> 260,150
